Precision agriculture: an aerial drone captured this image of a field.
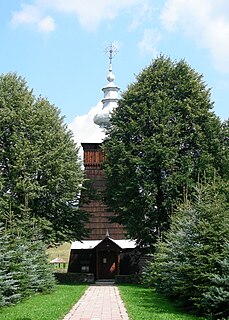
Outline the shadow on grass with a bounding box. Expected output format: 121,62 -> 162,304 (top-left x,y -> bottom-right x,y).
118,284 -> 204,320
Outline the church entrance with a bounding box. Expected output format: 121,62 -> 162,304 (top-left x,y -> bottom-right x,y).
98,250 -> 118,279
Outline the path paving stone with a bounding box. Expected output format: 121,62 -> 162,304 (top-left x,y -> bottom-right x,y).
63,285 -> 129,320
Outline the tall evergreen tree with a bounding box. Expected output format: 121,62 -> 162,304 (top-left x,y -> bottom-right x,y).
0,73 -> 87,244
0,221 -> 55,306
103,56 -> 227,246
27,240 -> 56,293
203,241 -> 229,319
144,180 -> 229,318
0,224 -> 21,307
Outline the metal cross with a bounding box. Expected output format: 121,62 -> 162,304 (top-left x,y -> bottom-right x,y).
105,43 -> 118,65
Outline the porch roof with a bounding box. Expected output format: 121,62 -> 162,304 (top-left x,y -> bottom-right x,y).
71,238 -> 136,250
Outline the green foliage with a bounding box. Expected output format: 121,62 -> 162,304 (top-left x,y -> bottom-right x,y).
103,56 -> 227,247
9,238 -> 56,297
0,222 -> 55,307
0,73 -> 84,306
202,242 -> 229,319
0,72 -> 87,244
144,180 -> 229,318
26,240 -> 56,293
0,225 -> 21,307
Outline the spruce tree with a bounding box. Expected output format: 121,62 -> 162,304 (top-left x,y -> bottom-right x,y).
146,179 -> 229,318
27,240 -> 56,293
5,211 -> 55,298
203,242 -> 229,319
0,224 -> 21,306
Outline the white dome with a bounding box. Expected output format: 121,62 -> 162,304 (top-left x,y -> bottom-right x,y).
107,70 -> 115,82
94,62 -> 119,129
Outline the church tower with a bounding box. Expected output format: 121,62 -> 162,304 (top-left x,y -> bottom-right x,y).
68,45 -> 137,280
81,44 -> 125,240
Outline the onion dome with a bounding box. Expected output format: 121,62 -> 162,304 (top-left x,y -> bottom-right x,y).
93,44 -> 120,128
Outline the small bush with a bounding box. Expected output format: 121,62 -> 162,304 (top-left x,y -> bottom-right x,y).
115,274 -> 140,284
54,272 -> 94,284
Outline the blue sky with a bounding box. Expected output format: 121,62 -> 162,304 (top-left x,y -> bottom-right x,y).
1,0 -> 229,145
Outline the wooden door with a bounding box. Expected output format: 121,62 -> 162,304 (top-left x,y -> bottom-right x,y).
98,250 -> 118,279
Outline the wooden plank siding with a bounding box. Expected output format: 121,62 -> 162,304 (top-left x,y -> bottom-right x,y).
81,143 -> 125,240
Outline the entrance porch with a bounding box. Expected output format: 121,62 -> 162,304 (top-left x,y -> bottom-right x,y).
68,237 -> 137,280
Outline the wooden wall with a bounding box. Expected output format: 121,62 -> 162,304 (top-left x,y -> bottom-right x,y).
81,143 -> 125,240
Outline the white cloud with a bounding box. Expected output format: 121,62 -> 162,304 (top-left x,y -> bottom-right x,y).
11,3 -> 56,33
38,16 -> 55,33
11,4 -> 40,26
68,101 -> 105,161
128,2 -> 153,31
69,100 -> 105,143
138,28 -> 161,56
160,0 -> 229,72
12,0 -> 147,32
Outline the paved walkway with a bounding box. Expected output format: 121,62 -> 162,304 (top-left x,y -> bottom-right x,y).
63,284 -> 129,320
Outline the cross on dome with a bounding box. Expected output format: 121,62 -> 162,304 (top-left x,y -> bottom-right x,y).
105,44 -> 118,71
93,43 -> 120,129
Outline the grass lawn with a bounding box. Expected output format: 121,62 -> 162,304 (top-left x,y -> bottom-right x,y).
0,284 -> 87,320
119,284 -> 206,320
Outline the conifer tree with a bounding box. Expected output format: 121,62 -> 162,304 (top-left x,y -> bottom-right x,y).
103,56 -> 227,246
0,211 -> 55,305
202,242 -> 229,319
28,240 -> 56,293
145,179 -> 229,318
0,224 -> 21,306
5,210 -> 56,299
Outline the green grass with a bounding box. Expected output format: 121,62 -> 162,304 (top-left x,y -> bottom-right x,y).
0,283 -> 208,320
0,284 -> 87,320
119,284 -> 206,320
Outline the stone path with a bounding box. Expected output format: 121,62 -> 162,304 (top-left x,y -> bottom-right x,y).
63,284 -> 129,320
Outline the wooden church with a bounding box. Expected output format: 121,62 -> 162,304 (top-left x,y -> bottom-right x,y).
68,46 -> 137,280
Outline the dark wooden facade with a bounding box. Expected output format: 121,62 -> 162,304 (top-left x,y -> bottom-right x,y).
68,237 -> 137,280
67,143 -> 137,280
81,143 -> 125,240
